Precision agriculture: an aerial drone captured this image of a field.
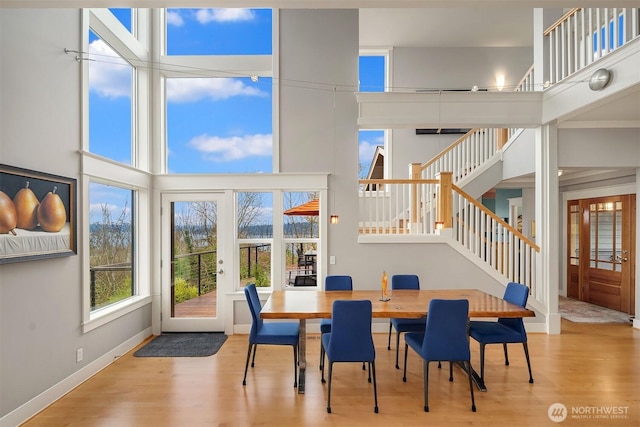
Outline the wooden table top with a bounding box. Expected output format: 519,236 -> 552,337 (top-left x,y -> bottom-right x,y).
261,289 -> 536,320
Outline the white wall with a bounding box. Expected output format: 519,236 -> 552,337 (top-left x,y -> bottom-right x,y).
0,9 -> 151,420
393,47 -> 533,92
558,128 -> 640,168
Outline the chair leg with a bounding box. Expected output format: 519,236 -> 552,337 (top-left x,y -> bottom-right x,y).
479,343 -> 486,383
242,343 -> 253,386
423,360 -> 430,412
362,362 -> 366,370
503,343 -> 510,366
293,345 -> 298,388
387,321 -> 393,350
395,330 -> 401,369
371,361 -> 379,414
319,338 -> 325,371
327,362 -> 333,413
449,362 -> 454,381
367,362 -> 372,383
321,342 -> 327,384
251,344 -> 258,367
402,343 -> 409,382
465,361 -> 477,412
523,342 -> 534,383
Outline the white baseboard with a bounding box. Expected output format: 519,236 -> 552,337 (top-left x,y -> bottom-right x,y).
0,328 -> 152,427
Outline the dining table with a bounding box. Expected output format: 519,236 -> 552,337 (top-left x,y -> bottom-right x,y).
261,288 -> 536,394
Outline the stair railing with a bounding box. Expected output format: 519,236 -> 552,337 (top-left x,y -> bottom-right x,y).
451,183 -> 541,302
420,127 -> 502,183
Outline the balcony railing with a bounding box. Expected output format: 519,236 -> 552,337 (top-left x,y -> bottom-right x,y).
545,7 -> 640,86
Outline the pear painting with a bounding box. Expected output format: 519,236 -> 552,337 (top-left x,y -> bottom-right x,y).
0,190 -> 18,235
37,186 -> 67,232
13,181 -> 39,230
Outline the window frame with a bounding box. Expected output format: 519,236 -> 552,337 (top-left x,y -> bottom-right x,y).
81,9 -> 152,332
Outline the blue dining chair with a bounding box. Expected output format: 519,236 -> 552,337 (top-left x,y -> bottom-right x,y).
388,274 -> 426,369
468,282 -> 534,385
319,275 -> 353,371
321,300 -> 379,414
243,283 -> 300,388
403,299 -> 476,413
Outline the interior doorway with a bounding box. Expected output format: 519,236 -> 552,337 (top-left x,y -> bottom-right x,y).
567,194 -> 635,315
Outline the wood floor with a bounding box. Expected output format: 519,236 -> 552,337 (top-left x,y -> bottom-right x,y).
23,320 -> 639,426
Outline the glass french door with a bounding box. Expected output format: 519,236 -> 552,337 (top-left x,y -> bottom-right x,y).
567,195 -> 635,314
161,193 -> 227,332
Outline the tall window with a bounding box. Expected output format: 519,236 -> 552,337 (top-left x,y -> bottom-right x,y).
359,53 -> 386,179
166,76 -> 273,173
88,29 -> 133,166
89,182 -> 135,311
164,8 -> 274,173
166,8 -> 272,55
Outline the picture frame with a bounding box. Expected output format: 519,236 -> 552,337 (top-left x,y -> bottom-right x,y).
0,164 -> 77,264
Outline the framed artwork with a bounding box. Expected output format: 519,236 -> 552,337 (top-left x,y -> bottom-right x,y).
0,164 -> 77,264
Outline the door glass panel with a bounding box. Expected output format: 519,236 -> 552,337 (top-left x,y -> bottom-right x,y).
170,201 -> 218,318
615,202 -> 622,272
590,203 -> 597,268
569,204 -> 579,266
590,201 -> 620,271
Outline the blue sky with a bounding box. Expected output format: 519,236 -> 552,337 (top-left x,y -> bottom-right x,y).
88,8 -> 384,219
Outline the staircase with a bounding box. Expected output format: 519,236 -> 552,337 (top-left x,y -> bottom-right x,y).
357,7 -> 640,318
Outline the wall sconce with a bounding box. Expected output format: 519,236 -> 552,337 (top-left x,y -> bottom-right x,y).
435,221 -> 445,231
496,74 -> 505,91
589,68 -> 612,91
330,214 -> 340,225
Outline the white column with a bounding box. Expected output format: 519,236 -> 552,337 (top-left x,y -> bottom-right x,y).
532,9 -> 545,90
535,123 -> 561,334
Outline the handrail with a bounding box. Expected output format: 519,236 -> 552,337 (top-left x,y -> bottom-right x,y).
452,184 -> 540,251
544,8 -> 581,36
420,128 -> 478,171
514,64 -> 535,92
360,178 -> 438,185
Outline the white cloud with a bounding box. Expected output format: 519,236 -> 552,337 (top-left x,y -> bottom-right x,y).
195,8 -> 255,24
166,10 -> 185,27
189,133 -> 272,162
88,39 -> 131,99
166,77 -> 266,103
359,137 -> 382,164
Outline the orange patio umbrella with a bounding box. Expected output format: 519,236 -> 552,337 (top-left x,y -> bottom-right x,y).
283,199 -> 319,216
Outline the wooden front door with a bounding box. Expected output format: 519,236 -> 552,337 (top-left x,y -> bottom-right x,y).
567,195 -> 635,315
